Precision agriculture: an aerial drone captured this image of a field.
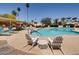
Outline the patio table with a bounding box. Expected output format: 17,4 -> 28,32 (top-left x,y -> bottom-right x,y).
37,39 -> 49,49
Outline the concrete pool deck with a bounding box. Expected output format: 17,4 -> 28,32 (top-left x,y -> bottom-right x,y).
0,30 -> 79,55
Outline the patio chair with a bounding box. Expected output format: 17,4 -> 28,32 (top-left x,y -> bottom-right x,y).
25,34 -> 39,46
0,29 -> 11,36
0,27 -> 11,36
7,26 -> 16,33
48,36 -> 64,55
48,37 -> 54,54
0,32 -> 11,36
24,34 -> 39,51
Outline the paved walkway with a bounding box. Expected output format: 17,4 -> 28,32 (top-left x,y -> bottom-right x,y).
0,30 -> 79,55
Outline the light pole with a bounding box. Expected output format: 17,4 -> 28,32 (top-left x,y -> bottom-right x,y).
26,3 -> 30,34
10,19 -> 11,28
26,3 -> 29,23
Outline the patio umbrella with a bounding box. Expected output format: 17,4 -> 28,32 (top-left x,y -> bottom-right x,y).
0,17 -> 16,26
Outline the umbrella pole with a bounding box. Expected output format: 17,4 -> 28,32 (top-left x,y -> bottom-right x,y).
27,7 -> 29,34
10,19 -> 11,28
25,6 -> 28,24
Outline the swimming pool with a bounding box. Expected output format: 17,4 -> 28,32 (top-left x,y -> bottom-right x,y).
31,27 -> 79,37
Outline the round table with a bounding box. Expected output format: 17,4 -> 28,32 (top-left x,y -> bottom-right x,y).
37,39 -> 49,49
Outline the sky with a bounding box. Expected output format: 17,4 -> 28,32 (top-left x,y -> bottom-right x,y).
0,3 -> 79,22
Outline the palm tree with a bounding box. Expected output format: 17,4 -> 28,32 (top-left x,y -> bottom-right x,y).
61,17 -> 66,22
12,10 -> 17,17
66,17 -> 71,19
17,7 -> 21,15
61,17 -> 66,25
10,10 -> 17,28
12,8 -> 21,18
16,7 -> 21,21
17,7 -> 21,12
72,17 -> 77,22
54,19 -> 59,25
25,3 -> 30,23
66,17 -> 71,22
11,8 -> 21,30
41,17 -> 51,26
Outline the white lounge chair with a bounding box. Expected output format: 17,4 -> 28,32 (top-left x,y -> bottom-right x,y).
25,34 -> 39,46
48,36 -> 64,55
25,34 -> 39,51
0,27 -> 11,36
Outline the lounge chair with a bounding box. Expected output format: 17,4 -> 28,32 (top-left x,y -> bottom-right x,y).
24,34 -> 39,51
7,26 -> 15,33
25,34 -> 39,46
0,27 -> 11,36
48,36 -> 64,55
0,32 -> 11,36
0,30 -> 11,36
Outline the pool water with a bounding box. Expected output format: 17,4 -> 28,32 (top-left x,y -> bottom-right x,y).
31,27 -> 79,36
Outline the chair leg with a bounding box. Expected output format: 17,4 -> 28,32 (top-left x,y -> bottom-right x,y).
48,44 -> 54,55
51,47 -> 54,55
28,43 -> 37,51
23,44 -> 28,48
59,49 -> 64,55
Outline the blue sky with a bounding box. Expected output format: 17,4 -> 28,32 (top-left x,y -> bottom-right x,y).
0,3 -> 79,22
